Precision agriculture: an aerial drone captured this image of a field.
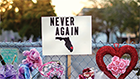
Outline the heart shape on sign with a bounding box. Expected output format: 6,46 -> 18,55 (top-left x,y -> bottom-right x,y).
96,43 -> 138,79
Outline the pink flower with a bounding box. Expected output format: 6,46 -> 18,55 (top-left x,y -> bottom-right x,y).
119,60 -> 126,69
112,56 -> 119,61
107,56 -> 130,76
119,68 -> 126,74
50,73 -> 54,77
111,70 -> 118,76
107,63 -> 113,70
112,66 -> 119,72
113,59 -> 120,66
107,62 -> 116,71
79,74 -> 85,79
124,59 -> 130,66
40,61 -> 64,78
47,72 -> 51,76
110,62 -> 115,67
79,67 -> 95,79
83,72 -> 90,78
55,68 -> 59,71
120,59 -> 130,66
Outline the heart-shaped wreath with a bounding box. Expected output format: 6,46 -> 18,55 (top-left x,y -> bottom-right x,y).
96,43 -> 138,79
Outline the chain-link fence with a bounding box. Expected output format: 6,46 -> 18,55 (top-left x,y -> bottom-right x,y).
0,42 -> 140,79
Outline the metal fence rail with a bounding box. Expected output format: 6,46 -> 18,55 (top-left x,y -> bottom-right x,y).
0,42 -> 139,79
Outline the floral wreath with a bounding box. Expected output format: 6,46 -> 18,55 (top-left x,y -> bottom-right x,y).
79,67 -> 95,79
39,61 -> 64,79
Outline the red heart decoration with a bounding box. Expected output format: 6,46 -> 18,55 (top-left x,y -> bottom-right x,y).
96,43 -> 138,79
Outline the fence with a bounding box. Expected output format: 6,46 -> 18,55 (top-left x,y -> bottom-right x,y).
0,42 -> 140,79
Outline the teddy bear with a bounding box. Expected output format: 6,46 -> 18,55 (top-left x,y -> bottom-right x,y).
22,48 -> 43,69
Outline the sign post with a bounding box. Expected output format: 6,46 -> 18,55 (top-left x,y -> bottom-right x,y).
67,55 -> 71,79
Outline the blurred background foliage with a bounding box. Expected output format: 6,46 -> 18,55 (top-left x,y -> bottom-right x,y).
0,0 -> 140,42
0,0 -> 56,40
84,0 -> 140,43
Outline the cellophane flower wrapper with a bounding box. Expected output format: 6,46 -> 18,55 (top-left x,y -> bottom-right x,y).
0,65 -> 17,79
39,61 -> 64,79
18,64 -> 31,79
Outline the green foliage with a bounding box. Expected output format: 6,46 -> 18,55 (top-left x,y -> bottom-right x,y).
84,8 -> 104,34
85,0 -> 140,42
106,0 -> 139,42
84,7 -> 115,42
1,0 -> 56,40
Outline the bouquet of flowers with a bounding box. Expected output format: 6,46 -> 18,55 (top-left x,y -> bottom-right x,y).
0,55 -> 17,79
39,61 -> 64,79
79,67 -> 95,79
107,56 -> 130,76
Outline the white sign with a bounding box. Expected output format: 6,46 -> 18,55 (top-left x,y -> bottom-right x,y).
42,16 -> 92,55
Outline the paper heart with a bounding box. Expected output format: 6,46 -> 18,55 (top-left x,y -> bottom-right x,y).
96,43 -> 138,79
